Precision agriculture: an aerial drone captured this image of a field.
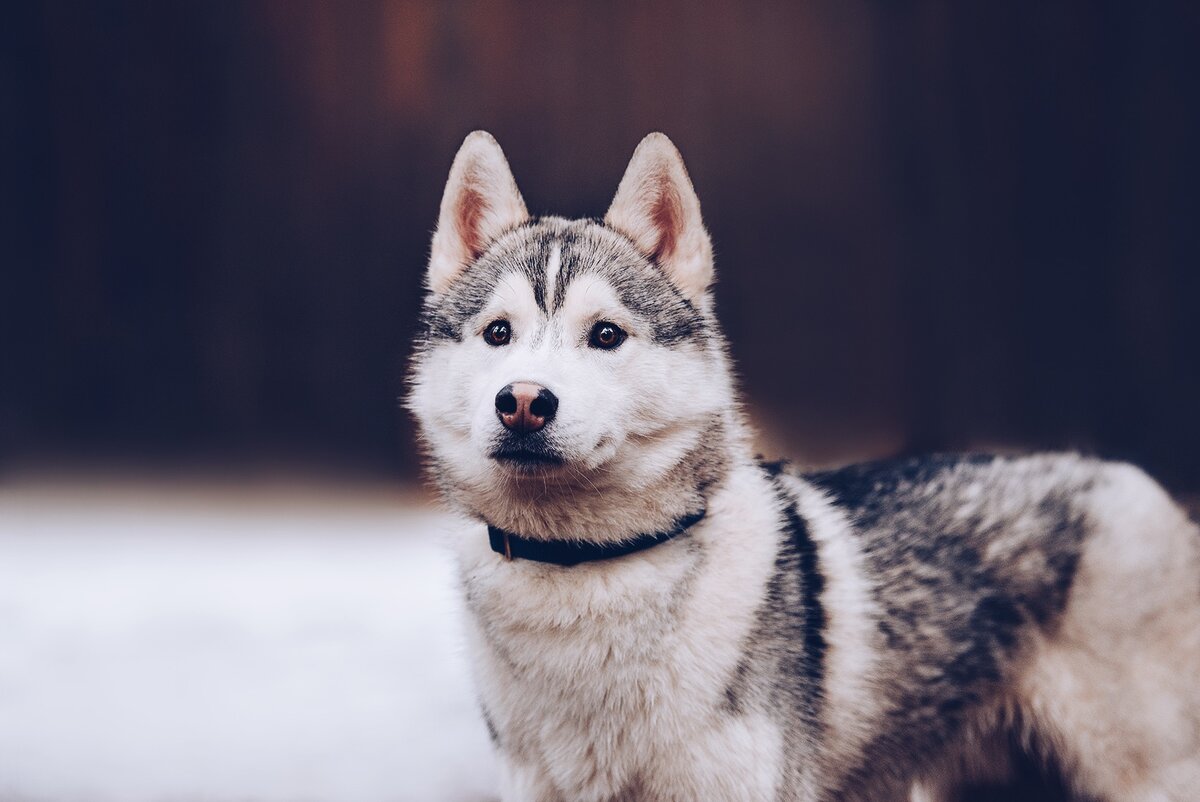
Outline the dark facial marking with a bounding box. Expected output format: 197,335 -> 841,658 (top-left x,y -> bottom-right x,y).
559,223 -> 706,345
419,218 -> 708,348
418,221 -> 549,344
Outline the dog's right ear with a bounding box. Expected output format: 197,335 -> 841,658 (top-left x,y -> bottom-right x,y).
428,131 -> 529,294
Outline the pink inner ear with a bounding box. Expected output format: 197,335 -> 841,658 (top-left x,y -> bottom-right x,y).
648,179 -> 683,262
456,182 -> 487,258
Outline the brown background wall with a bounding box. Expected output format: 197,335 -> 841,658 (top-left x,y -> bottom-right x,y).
4,2 -> 1199,494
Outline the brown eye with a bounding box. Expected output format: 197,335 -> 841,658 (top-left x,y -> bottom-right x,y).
589,321 -> 626,350
484,320 -> 511,346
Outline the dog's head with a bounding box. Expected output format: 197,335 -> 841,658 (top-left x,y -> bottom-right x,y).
407,132 -> 736,533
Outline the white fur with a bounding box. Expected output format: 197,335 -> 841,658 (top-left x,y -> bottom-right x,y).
544,243 -> 561,311
456,460 -> 788,802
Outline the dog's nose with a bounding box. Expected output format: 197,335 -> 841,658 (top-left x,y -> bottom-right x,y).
495,382 -> 558,433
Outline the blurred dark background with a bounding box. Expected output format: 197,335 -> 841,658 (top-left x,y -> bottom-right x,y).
3,5 -> 1199,801
4,1 -> 1199,494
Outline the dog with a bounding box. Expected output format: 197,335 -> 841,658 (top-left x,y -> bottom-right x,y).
406,131 -> 1200,801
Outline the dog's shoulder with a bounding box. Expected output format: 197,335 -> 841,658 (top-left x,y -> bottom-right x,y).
798,452 -> 1102,652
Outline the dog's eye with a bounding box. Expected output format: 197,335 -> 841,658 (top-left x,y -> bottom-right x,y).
483,320 -> 511,346
588,321 -> 626,350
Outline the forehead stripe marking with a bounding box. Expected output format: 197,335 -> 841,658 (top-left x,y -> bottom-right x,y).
544,242 -> 562,312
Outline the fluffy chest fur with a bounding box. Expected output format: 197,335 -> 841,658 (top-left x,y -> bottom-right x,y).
455,464 -> 788,802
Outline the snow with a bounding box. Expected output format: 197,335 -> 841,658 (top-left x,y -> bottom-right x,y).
0,483 -> 497,802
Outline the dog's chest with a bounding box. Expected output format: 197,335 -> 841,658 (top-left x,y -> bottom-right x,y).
465,550 -> 706,792
448,468 -> 792,799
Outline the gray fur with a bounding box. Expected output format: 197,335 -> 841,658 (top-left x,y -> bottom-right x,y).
801,454 -> 1094,798
707,454 -> 1101,800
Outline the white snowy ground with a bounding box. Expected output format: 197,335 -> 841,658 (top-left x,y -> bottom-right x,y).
0,481 -> 497,802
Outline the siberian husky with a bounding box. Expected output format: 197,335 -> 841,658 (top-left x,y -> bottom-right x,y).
406,131 -> 1200,801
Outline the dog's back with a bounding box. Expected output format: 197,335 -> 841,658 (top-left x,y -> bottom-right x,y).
769,454 -> 1200,800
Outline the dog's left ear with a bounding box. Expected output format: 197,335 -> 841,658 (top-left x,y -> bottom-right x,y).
605,133 -> 713,301
428,131 -> 529,294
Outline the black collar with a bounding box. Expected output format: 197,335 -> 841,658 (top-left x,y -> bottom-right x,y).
487,508 -> 706,567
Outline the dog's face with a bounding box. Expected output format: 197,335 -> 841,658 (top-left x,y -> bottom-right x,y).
408,132 -> 733,519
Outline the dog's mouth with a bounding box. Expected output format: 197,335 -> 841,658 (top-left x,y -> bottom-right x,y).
489,431 -> 566,470
492,448 -> 565,467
